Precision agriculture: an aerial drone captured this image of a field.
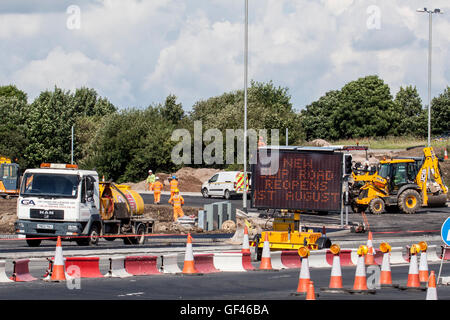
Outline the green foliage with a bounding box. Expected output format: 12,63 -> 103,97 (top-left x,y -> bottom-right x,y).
391,85 -> 426,137
81,107 -> 178,182
431,86 -> 450,135
301,75 -> 426,140
0,96 -> 28,167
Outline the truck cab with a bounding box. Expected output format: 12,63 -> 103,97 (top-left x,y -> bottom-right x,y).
15,163 -> 102,247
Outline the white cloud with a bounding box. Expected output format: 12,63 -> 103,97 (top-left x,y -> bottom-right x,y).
12,47 -> 132,104
0,0 -> 449,111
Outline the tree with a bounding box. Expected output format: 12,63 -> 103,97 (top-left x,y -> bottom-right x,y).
391,85 -> 426,137
431,86 -> 450,135
300,90 -> 341,141
189,80 -> 303,164
334,75 -> 396,138
158,94 -> 185,124
81,107 -> 178,182
0,97 -> 28,167
0,85 -> 27,104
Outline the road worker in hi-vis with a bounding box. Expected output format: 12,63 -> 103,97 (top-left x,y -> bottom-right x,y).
169,175 -> 179,197
168,188 -> 184,221
152,177 -> 163,204
146,170 -> 156,191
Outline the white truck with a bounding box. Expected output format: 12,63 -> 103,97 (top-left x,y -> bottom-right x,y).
15,163 -> 153,247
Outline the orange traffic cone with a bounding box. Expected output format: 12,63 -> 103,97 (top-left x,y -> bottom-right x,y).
306,281 -> 317,300
418,241 -> 429,283
444,149 -> 448,161
242,226 -> 251,254
353,246 -> 368,291
426,271 -> 438,300
404,244 -> 421,289
259,232 -> 273,271
379,242 -> 395,287
321,244 -> 345,293
182,233 -> 199,274
365,231 -> 376,266
293,247 -> 310,295
328,245 -> 343,289
50,236 -> 66,281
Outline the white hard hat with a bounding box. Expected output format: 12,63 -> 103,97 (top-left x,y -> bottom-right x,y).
149,170 -> 152,173
156,177 -> 159,180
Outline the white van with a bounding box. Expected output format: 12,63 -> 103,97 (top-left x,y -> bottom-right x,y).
201,171 -> 251,200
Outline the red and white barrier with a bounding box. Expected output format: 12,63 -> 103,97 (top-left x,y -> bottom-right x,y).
242,253 -> 255,271
0,260 -> 12,283
125,256 -> 160,276
390,247 -> 408,264
427,245 -> 441,262
281,251 -> 301,268
308,249 -> 330,268
213,252 -> 246,272
194,254 -> 220,273
270,251 -> 287,270
65,257 -> 104,278
161,253 -> 182,274
105,256 -> 132,278
10,259 -> 37,282
325,249 -> 354,266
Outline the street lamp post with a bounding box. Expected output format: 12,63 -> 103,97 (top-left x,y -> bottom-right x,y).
243,0 -> 249,212
416,7 -> 443,147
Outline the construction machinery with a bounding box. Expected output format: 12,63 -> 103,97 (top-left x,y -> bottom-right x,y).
15,163 -> 153,247
353,147 -> 448,214
0,156 -> 20,199
251,211 -> 331,260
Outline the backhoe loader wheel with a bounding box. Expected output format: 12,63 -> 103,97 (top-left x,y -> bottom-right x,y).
369,198 -> 385,215
398,189 -> 420,214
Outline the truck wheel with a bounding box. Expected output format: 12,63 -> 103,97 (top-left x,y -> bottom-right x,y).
398,189 -> 420,214
369,198 -> 385,215
202,188 -> 210,198
77,224 -> 100,246
135,224 -> 146,245
224,189 -> 230,200
26,236 -> 41,247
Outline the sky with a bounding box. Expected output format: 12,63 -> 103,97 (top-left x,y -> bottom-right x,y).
0,0 -> 449,112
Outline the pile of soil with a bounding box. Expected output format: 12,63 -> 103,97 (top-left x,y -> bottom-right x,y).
0,199 -> 16,234
125,167 -> 221,193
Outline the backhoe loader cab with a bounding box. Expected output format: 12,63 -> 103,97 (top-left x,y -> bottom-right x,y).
354,147 -> 448,214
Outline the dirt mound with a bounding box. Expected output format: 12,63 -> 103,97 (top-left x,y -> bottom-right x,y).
0,199 -> 17,234
308,139 -> 331,147
125,167 -> 221,192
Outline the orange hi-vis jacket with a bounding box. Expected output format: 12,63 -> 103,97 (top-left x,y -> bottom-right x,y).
169,194 -> 184,208
153,181 -> 163,193
170,179 -> 178,192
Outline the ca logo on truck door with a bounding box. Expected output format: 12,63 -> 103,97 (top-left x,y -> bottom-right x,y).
21,199 -> 35,206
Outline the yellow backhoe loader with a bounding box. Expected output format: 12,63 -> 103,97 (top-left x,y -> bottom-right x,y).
353,147 -> 448,214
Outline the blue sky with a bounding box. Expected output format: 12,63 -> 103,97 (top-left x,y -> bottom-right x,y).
0,0 -> 449,112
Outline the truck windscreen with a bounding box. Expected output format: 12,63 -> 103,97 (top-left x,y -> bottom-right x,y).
20,173 -> 79,198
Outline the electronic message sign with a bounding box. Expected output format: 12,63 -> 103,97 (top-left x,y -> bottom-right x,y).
251,150 -> 343,211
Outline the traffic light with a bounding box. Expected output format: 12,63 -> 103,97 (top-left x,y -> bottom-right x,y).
344,154 -> 352,175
